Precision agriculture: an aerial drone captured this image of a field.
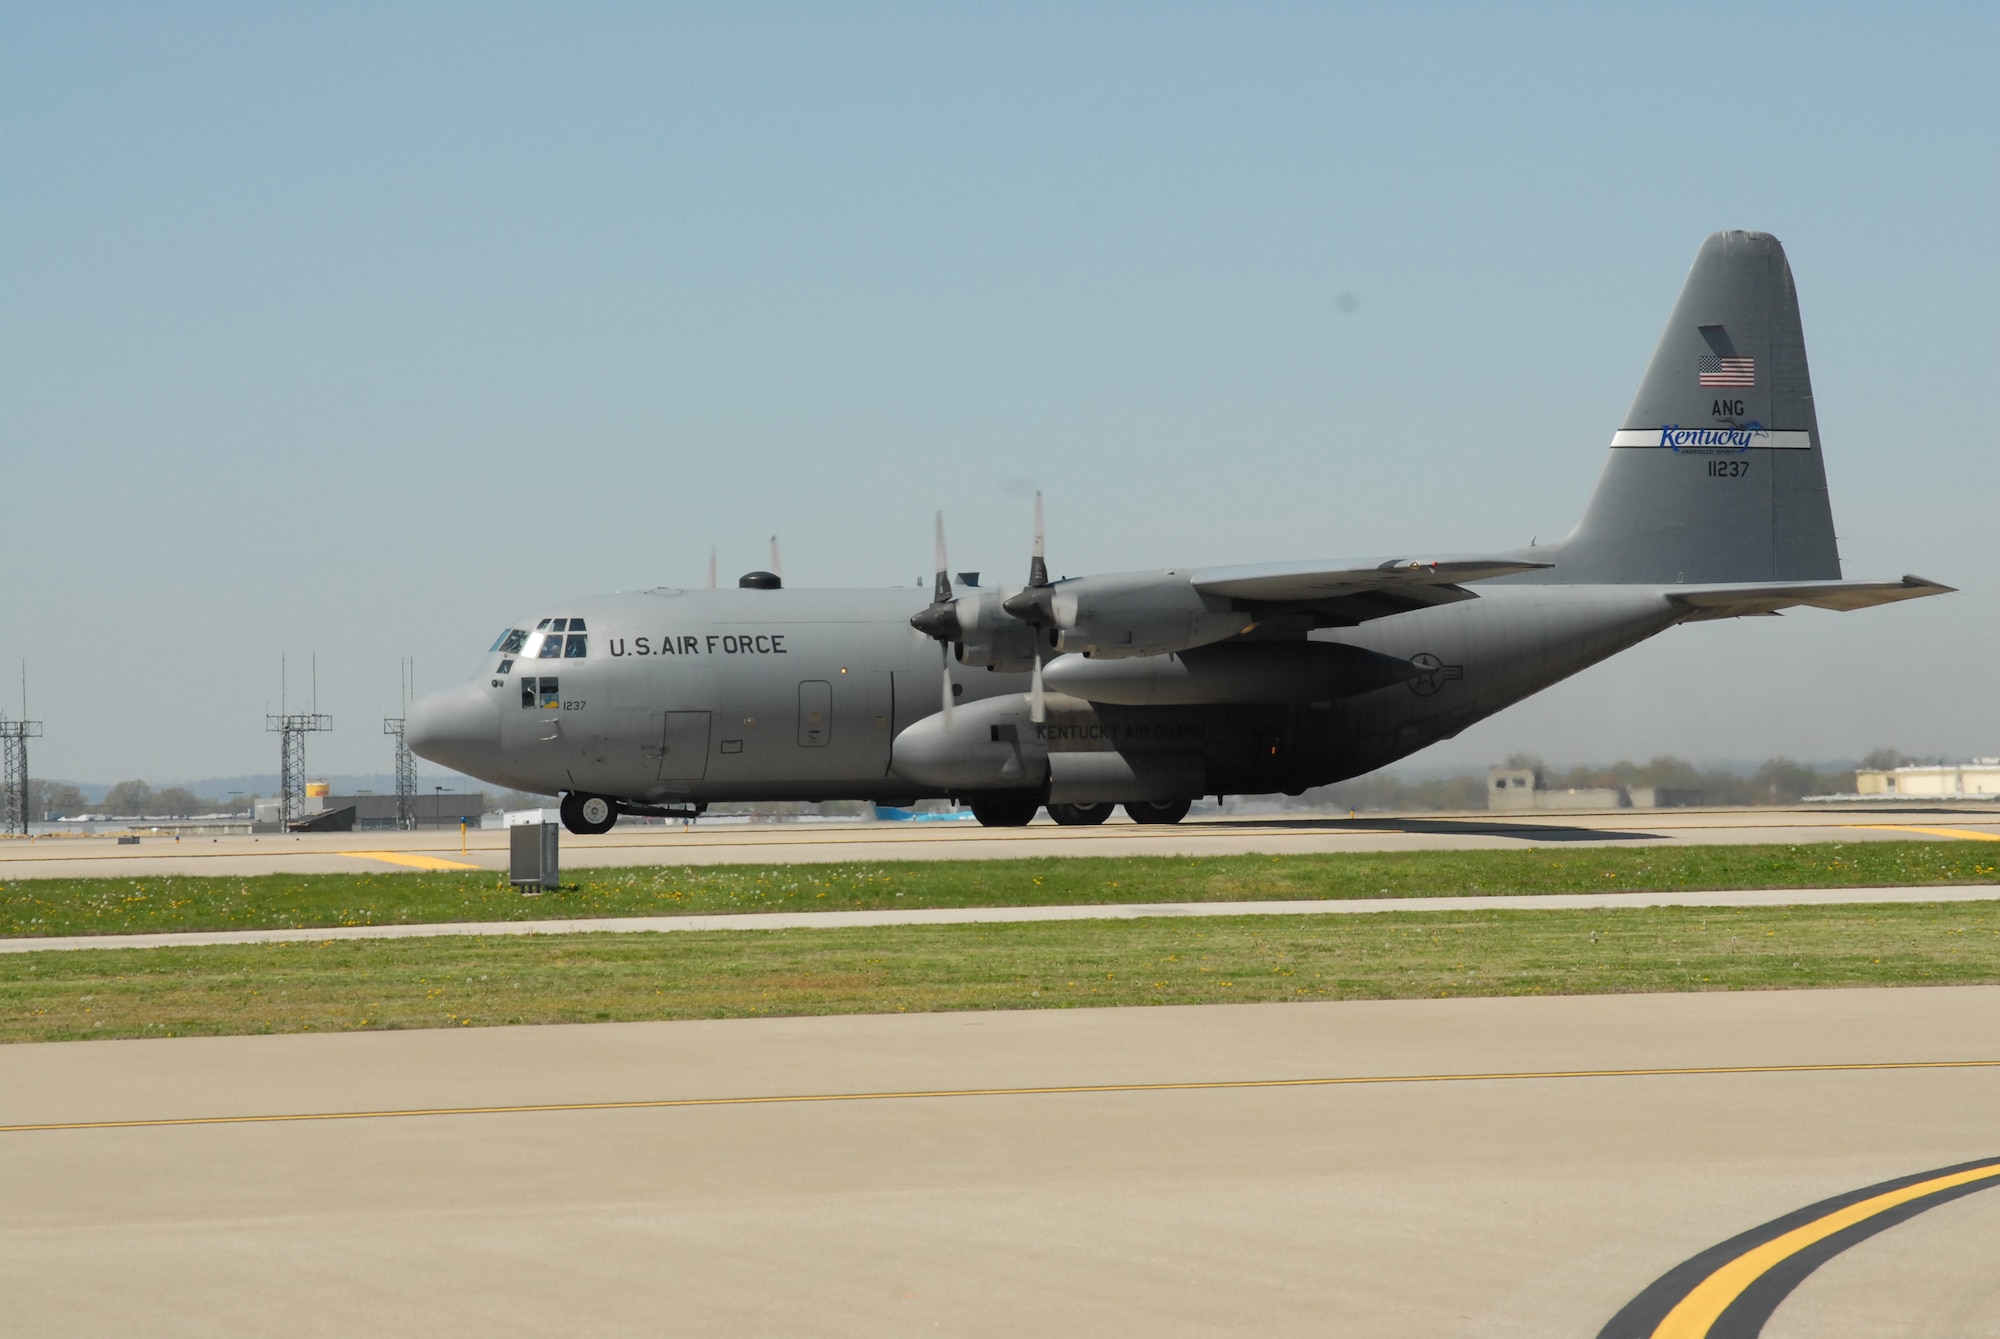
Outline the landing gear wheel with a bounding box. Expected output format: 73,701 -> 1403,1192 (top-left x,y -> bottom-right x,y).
560,792 -> 619,835
1046,801 -> 1113,826
1123,797 -> 1192,825
968,794 -> 1041,827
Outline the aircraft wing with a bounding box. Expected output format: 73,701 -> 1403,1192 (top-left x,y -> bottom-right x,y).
1190,556 -> 1553,626
1666,575 -> 1955,622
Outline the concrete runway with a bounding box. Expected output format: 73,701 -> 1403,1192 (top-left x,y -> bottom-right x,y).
4,987 -> 1999,1337
3,805 -> 1997,879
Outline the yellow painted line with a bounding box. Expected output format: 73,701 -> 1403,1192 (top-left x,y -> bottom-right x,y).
5,1058 -> 1996,1136
338,851 -> 484,872
1849,824 -> 2000,842
1650,1158 -> 2000,1337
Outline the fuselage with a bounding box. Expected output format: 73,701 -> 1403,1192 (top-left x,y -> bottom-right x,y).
407,581 -> 1684,805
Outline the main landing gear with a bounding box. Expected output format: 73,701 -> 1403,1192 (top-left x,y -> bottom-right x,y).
560,792 -> 619,835
967,794 -> 1041,827
965,796 -> 1194,827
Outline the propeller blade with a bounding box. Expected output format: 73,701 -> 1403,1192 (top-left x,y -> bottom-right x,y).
932,512 -> 952,605
940,642 -> 954,725
910,512 -> 964,641
1029,649 -> 1044,724
1028,489 -> 1048,589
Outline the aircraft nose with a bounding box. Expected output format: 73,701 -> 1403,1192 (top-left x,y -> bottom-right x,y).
406,684 -> 502,776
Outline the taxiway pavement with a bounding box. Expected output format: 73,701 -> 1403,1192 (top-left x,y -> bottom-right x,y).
4,986 -> 1997,1337
3,806 -> 1997,879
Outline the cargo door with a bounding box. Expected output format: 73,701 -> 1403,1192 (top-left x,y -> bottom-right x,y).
657,711 -> 712,781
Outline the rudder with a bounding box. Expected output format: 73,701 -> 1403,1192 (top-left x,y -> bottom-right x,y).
1548,231 -> 1841,584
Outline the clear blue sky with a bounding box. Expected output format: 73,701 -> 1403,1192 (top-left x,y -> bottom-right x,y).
3,3 -> 1994,785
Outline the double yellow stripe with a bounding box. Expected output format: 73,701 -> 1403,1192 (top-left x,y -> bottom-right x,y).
1646,1158 -> 2000,1337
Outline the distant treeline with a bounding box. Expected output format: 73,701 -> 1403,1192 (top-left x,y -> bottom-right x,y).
26,780 -> 255,818
1292,749 -> 1919,813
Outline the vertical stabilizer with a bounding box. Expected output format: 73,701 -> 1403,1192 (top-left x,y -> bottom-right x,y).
1549,231 -> 1841,583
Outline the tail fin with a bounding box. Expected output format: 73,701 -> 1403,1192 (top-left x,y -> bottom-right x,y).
1550,231 -> 1841,584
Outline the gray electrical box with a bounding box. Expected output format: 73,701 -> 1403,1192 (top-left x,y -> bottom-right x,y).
509,821 -> 560,891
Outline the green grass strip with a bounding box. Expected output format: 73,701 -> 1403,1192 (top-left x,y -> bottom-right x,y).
7,899 -> 2000,1044
4,842 -> 1998,940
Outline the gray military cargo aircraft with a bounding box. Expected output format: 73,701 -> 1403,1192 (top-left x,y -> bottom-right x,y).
408,231 -> 1951,833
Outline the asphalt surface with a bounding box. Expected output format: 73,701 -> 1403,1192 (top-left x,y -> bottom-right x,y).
4,987 -> 1997,1337
3,805 -> 1997,879
6,882 -> 1999,955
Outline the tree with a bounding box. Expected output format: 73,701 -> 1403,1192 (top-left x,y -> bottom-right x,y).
101,780 -> 154,815
26,780 -> 87,818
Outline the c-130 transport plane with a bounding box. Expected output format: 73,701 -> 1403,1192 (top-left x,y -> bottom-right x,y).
409,232 -> 1950,833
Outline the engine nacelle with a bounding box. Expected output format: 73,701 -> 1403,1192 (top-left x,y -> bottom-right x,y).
947,589 -> 1044,672
1044,570 -> 1253,660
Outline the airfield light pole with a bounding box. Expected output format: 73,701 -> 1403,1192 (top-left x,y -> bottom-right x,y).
266,654 -> 331,829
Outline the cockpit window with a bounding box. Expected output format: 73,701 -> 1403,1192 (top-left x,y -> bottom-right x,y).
551,618 -> 568,632
564,634 -> 588,658
568,617 -> 586,632
538,633 -> 564,658
536,618 -> 552,630
490,629 -> 529,654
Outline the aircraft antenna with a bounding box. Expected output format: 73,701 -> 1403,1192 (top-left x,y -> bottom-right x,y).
0,661 -> 40,837
770,535 -> 784,583
267,652 -> 332,831
706,546 -> 717,590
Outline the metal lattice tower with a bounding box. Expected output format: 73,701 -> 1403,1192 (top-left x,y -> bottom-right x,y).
383,717 -> 417,829
0,715 -> 42,837
267,712 -> 333,827
266,654 -> 330,828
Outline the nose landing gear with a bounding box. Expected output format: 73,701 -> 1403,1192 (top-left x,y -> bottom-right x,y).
560,792 -> 619,835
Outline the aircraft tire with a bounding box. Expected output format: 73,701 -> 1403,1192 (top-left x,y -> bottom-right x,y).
1123,797 -> 1192,825
1046,801 -> 1113,826
968,794 -> 1040,827
560,792 -> 619,836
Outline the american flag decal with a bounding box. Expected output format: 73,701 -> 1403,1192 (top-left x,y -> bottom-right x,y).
1698,355 -> 1755,387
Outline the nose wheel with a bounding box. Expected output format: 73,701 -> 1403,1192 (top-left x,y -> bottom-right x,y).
560,792 -> 619,835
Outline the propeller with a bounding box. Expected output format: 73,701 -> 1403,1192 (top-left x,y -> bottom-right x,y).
908,512 -> 960,723
1002,490 -> 1054,723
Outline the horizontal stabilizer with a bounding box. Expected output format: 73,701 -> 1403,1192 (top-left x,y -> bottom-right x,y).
1667,575 -> 1953,622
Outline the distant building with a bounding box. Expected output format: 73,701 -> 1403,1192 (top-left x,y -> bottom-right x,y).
252,790 -> 485,832
1487,767 -> 1701,811
1854,761 -> 2000,799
